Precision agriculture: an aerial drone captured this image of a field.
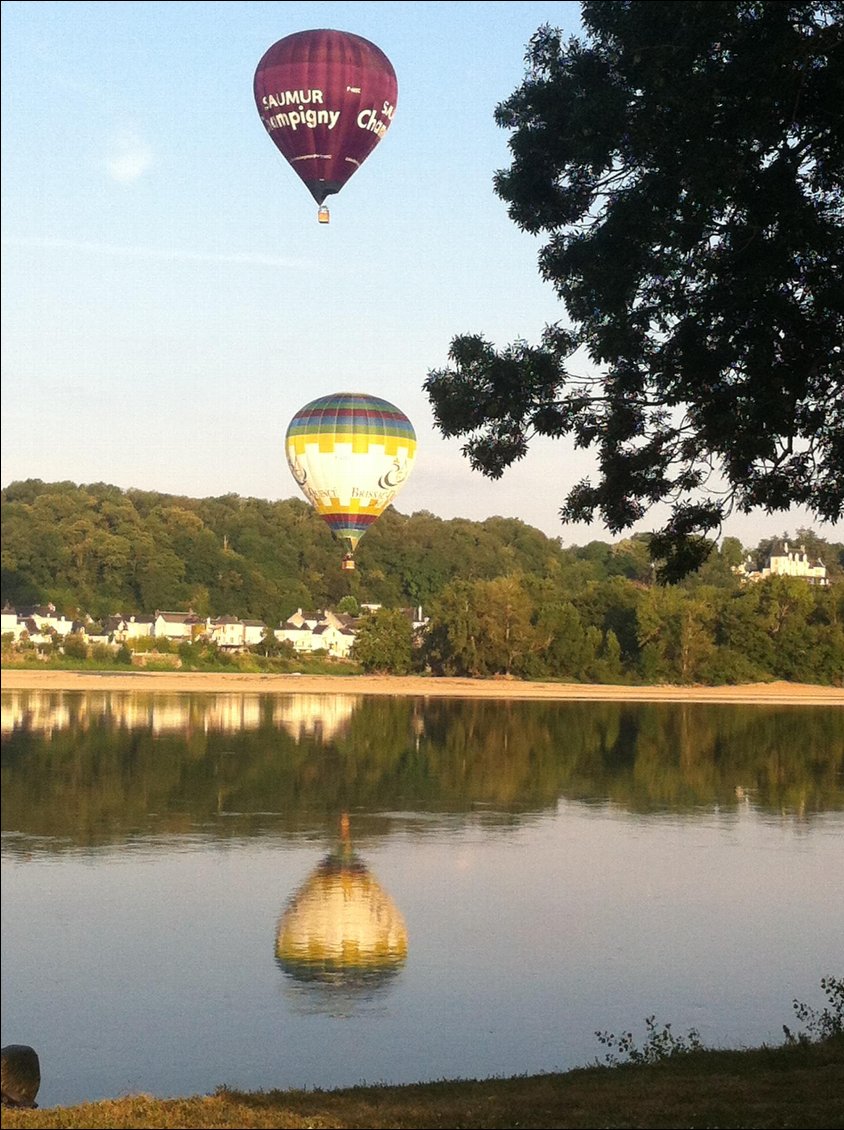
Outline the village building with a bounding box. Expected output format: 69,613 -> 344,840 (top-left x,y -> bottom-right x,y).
117,615 -> 156,641
206,616 -> 268,651
1,605 -> 24,641
274,608 -> 358,658
11,604 -> 76,638
153,610 -> 205,641
736,541 -> 829,586
242,620 -> 268,647
2,601 -> 429,658
207,614 -> 247,650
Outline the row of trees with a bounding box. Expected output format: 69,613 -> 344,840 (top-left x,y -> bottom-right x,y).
357,571 -> 843,685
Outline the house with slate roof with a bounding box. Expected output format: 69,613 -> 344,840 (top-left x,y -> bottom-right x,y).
274,608 -> 358,658
206,615 -> 268,650
153,610 -> 204,641
736,541 -> 829,586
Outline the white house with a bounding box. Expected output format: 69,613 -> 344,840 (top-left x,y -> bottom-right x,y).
275,618 -> 319,652
207,616 -> 268,650
737,542 -> 829,586
121,615 -> 156,641
242,619 -> 268,647
153,611 -> 203,641
18,604 -> 76,637
1,606 -> 24,641
208,615 -> 245,649
311,621 -> 357,658
274,608 -> 357,657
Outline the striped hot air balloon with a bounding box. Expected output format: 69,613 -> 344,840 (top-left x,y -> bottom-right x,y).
285,392 -> 417,570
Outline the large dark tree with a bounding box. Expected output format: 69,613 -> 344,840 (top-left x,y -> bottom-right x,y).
424,1 -> 844,578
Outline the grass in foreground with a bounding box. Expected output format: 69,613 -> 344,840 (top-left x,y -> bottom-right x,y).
2,1038 -> 842,1130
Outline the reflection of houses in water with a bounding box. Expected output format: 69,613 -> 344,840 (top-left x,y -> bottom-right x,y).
1,692 -> 74,736
201,694 -> 263,733
1,690 -> 362,739
272,694 -> 359,743
116,693 -> 265,735
1,691 -> 201,735
149,697 -> 194,734
275,815 -> 408,1001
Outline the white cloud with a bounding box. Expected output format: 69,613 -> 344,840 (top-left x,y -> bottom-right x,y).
105,132 -> 154,183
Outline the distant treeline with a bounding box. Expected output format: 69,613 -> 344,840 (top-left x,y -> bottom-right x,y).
2,479 -> 843,685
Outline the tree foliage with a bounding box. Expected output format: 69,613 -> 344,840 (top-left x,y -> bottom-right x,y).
1,479 -> 591,620
351,608 -> 414,674
421,569 -> 844,685
3,479 -> 843,686
424,1 -> 844,579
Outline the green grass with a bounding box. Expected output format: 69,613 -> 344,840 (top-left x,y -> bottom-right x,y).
1,652 -> 364,676
2,1037 -> 842,1129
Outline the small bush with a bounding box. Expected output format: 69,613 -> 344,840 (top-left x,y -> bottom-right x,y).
783,976 -> 844,1045
62,633 -> 89,660
595,1015 -> 704,1066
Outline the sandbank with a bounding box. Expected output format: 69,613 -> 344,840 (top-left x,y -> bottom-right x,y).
2,668 -> 842,705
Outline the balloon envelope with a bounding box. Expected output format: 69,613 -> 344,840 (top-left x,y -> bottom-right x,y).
275,851 -> 408,987
285,392 -> 417,562
254,28 -> 397,206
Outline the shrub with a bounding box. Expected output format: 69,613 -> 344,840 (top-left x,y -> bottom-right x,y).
62,633 -> 89,660
595,1015 -> 704,1066
783,976 -> 844,1045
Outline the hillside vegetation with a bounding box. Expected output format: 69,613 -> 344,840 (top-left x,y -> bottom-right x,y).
2,479 -> 843,685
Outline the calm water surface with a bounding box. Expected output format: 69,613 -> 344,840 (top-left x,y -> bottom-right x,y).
1,689 -> 842,1108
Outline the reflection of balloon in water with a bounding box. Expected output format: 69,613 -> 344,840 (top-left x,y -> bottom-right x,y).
276,816 -> 408,990
286,392 -> 417,571
254,28 -> 397,223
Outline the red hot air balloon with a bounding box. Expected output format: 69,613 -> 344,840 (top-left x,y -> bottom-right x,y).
254,29 -> 397,223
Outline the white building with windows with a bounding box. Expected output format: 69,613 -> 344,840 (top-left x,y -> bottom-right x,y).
737,542 -> 828,586
274,608 -> 357,658
153,611 -> 204,641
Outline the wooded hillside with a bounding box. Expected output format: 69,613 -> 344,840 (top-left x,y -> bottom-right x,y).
3,480 -> 844,686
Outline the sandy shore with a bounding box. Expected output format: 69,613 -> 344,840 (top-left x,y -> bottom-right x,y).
2,667 -> 842,704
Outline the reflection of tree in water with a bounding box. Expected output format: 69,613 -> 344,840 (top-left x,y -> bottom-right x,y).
275,814 -> 407,1013
3,694 -> 842,854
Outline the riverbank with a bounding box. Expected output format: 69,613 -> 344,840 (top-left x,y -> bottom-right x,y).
3,668 -> 843,704
1,1038 -> 842,1129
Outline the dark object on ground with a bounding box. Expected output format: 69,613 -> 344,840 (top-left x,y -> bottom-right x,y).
1,1044 -> 41,1108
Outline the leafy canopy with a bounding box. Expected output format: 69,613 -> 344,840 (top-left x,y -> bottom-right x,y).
424,1 -> 844,579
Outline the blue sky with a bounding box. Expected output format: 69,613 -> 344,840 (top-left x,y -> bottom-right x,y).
2,0 -> 839,551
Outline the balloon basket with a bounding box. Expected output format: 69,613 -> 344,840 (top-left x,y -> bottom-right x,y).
341,556 -> 356,572
318,206 -> 330,224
